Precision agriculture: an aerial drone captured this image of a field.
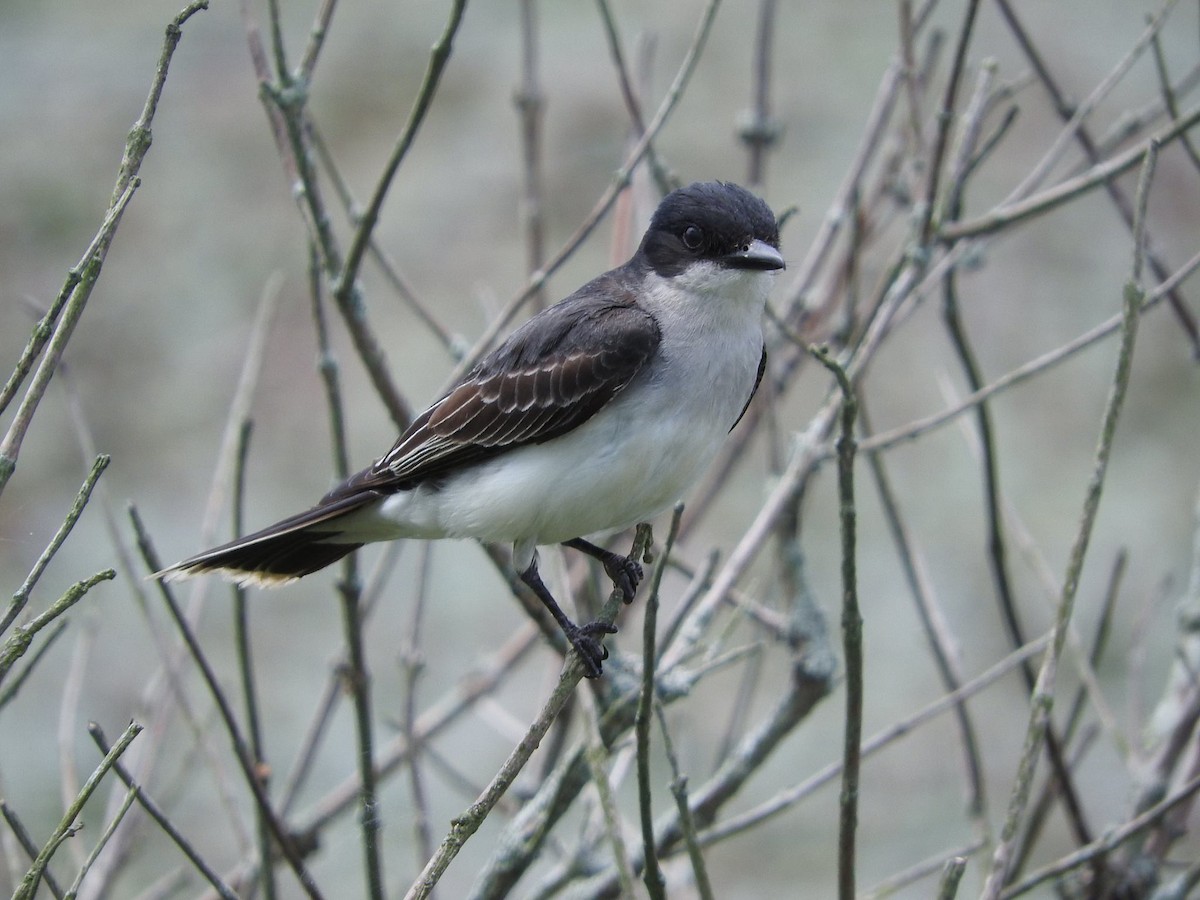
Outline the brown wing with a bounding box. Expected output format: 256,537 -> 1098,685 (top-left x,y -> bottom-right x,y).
324,284 -> 661,501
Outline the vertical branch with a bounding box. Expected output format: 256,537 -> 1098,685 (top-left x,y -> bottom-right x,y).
812,348 -> 861,900
264,0 -> 290,80
916,0 -> 980,246
310,245 -> 384,898
636,505 -> 683,900
516,0 -> 546,308
981,141 -> 1157,898
739,0 -> 780,187
230,419 -> 277,900
654,703 -> 716,900
896,0 -> 926,158
579,691 -> 636,898
936,856 -> 968,900
401,545 -> 435,885
336,568 -> 382,900
245,0 -> 419,431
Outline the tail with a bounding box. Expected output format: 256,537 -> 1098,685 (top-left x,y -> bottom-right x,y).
153,493 -> 377,588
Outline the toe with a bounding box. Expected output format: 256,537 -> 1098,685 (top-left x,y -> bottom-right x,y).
606,557 -> 644,603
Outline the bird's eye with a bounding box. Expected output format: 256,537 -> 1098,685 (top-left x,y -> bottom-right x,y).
681,225 -> 703,250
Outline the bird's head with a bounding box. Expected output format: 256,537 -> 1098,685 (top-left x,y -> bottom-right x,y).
637,181 -> 784,292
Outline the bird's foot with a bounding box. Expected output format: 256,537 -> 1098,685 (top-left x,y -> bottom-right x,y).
567,620 -> 618,678
602,553 -> 643,603
563,538 -> 644,604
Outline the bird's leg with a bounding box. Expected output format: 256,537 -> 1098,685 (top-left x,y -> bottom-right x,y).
519,557 -> 614,678
562,537 -> 643,603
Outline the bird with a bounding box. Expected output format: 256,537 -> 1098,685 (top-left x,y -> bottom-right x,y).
155,180 -> 784,677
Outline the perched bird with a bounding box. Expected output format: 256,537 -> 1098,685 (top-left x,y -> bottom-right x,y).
156,181 -> 784,677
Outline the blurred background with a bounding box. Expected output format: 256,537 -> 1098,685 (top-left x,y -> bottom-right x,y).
2,1 -> 1199,897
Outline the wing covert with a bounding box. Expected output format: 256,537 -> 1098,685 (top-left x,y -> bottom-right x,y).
324,291 -> 660,500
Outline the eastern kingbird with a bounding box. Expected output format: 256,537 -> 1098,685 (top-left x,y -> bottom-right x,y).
157,181 -> 784,677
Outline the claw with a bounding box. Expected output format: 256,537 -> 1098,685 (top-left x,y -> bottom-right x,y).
567,620 -> 617,678
604,556 -> 643,604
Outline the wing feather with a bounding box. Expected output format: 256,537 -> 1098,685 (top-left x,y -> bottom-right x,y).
323,286 -> 660,502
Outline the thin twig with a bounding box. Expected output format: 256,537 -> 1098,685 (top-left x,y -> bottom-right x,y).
0,0 -> 209,493
401,544 -> 436,887
3,455 -> 109,634
654,703 -> 715,900
740,0 -> 780,187
0,180 -> 136,497
993,0 -> 1200,352
1008,547 -> 1128,874
338,0 -> 469,301
938,56 -> 1093,851
567,643 -> 835,898
297,0 -> 338,81
940,104 -> 1200,241
87,725 -> 239,900
63,783 -> 137,900
1002,0 -> 1181,205
860,400 -> 988,827
0,571 -> 114,686
230,419 -> 276,900
516,0 -> 546,309
697,632 -> 1052,848
858,241 -> 1200,458
862,841 -> 982,899
404,555 -> 638,897
580,692 -> 637,899
811,347 -> 861,900
636,505 -> 683,899
0,621 -> 67,712
249,9 -> 415,432
88,277 -> 280,898
914,0 -> 980,247
2,801 -> 67,900
292,623 -> 541,839
980,140 -> 1157,899
1149,23 -> 1200,172
307,123 -> 458,354
1000,772 -> 1200,899
312,233 -> 385,897
593,0 -> 674,195
12,722 -> 142,900
131,508 -> 324,900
